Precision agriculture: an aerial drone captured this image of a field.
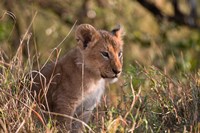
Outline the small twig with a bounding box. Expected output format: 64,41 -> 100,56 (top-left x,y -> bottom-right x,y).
15,120 -> 25,133
124,76 -> 141,120
55,20 -> 77,49
0,61 -> 11,68
107,116 -> 127,132
0,119 -> 8,133
0,11 -> 17,42
14,11 -> 37,61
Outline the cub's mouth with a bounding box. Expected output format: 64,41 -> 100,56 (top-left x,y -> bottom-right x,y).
100,69 -> 121,81
101,73 -> 120,79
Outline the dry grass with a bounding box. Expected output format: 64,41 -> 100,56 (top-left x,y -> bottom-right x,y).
0,38 -> 200,133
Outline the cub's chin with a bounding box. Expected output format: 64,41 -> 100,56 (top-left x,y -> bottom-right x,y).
105,77 -> 118,83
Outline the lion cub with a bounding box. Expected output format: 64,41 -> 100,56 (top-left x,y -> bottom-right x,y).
31,24 -> 124,132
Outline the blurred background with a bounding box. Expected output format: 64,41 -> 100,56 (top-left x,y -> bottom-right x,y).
0,0 -> 200,132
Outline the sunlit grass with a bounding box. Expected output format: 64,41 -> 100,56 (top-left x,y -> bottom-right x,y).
89,63 -> 200,132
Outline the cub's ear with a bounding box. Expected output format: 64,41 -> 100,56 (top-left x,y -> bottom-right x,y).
111,25 -> 125,40
75,24 -> 100,49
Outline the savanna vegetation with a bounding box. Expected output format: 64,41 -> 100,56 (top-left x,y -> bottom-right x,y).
0,0 -> 200,132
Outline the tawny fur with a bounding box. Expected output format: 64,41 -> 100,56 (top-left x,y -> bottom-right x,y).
31,24 -> 124,132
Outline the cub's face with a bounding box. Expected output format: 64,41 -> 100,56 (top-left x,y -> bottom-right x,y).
75,24 -> 124,82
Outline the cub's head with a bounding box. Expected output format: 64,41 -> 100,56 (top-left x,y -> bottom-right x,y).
75,24 -> 124,83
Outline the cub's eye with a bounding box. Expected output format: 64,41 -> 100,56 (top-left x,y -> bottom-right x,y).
101,51 -> 109,59
118,51 -> 122,58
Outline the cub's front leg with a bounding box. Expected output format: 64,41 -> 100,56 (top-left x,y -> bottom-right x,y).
53,96 -> 77,132
72,110 -> 93,132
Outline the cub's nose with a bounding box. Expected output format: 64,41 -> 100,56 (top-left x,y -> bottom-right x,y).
112,68 -> 121,75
